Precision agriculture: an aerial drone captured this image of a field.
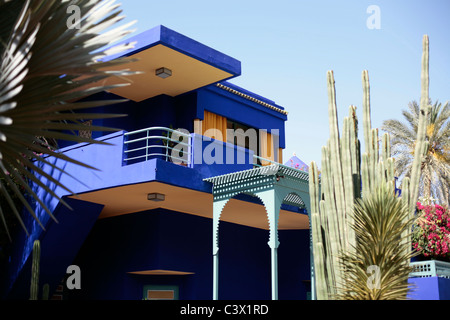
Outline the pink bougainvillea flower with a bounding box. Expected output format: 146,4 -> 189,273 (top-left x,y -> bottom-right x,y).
413,203 -> 450,261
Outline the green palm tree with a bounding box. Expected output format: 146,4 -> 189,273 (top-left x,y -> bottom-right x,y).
0,0 -> 138,241
382,100 -> 450,205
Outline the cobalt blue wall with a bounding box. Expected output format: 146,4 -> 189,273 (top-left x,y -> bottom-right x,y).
2,198 -> 104,299
61,80 -> 287,151
102,25 -> 242,78
62,92 -> 180,145
2,74 -> 293,299
196,85 -> 287,149
66,208 -> 310,300
408,277 -> 450,300
2,127 -> 303,299
59,90 -> 198,150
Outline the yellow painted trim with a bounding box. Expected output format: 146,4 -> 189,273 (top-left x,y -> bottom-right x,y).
69,181 -> 309,230
216,83 -> 288,115
193,119 -> 203,135
128,269 -> 195,275
202,111 -> 227,142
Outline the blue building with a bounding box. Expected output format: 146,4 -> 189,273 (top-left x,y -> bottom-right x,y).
1,26 -> 312,300
2,25 -> 447,302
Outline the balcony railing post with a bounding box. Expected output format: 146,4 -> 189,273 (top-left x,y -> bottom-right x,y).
165,130 -> 169,162
123,127 -> 192,166
123,132 -> 128,166
188,134 -> 193,167
145,129 -> 149,162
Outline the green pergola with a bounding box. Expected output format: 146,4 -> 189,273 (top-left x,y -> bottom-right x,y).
204,163 -> 312,300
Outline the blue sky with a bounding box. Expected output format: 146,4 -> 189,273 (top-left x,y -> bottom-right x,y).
118,0 -> 450,166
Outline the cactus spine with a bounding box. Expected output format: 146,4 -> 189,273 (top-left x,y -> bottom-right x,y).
309,35 -> 431,300
30,240 -> 40,300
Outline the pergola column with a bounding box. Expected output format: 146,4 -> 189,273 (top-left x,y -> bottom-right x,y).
204,164 -> 311,301
212,199 -> 228,300
258,189 -> 282,300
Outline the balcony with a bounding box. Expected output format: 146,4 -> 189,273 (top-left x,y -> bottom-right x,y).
123,126 -> 287,171
23,125 -> 306,240
123,127 -> 193,166
122,126 -> 309,215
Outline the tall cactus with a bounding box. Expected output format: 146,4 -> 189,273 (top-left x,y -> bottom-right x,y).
309,35 -> 431,300
30,240 -> 40,300
408,35 -> 431,215
309,71 -> 362,299
399,35 -> 431,257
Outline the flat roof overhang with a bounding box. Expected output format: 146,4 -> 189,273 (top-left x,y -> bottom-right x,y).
93,25 -> 241,102
69,181 -> 309,230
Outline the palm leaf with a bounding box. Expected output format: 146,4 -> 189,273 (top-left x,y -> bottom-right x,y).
382,99 -> 450,205
0,0 -> 139,240
336,182 -> 417,300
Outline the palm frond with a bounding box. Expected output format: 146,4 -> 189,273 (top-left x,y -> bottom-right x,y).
0,0 -> 139,240
382,99 -> 450,205
336,182 -> 417,300
402,101 -> 420,133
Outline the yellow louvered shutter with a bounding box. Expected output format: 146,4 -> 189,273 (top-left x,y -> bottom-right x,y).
259,131 -> 283,165
202,111 -> 227,142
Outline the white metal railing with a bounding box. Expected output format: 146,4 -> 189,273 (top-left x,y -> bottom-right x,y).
253,154 -> 280,168
123,128 -> 310,178
253,155 -> 309,177
410,260 -> 450,279
123,127 -> 191,165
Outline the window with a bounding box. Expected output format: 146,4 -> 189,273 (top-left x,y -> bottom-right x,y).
143,285 -> 179,300
201,113 -> 283,165
227,119 -> 283,165
227,119 -> 254,150
202,111 -> 227,142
